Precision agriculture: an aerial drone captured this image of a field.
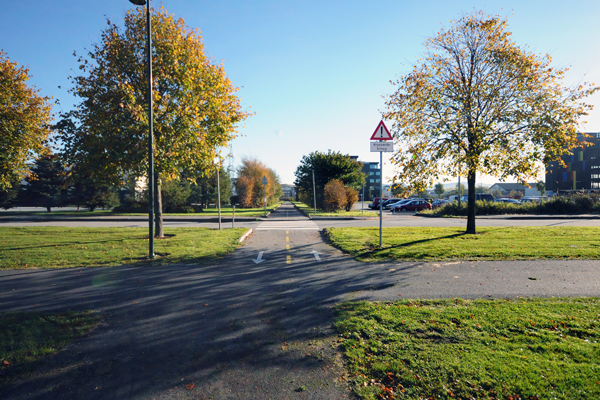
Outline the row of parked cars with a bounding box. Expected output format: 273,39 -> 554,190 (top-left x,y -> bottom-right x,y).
369,195 -> 544,212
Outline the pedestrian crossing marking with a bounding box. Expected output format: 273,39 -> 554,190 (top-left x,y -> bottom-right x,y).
256,220 -> 318,231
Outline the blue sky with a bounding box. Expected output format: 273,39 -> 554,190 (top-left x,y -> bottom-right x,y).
2,0 -> 599,185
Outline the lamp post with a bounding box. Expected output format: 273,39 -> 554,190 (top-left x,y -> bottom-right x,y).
129,0 -> 154,258
215,157 -> 221,230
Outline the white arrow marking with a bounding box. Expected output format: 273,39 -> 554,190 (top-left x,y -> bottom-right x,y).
253,251 -> 265,264
310,250 -> 321,261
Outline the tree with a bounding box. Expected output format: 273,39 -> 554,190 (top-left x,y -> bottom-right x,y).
536,181 -> 546,197
294,150 -> 366,209
383,11 -> 597,233
434,182 -> 445,198
22,154 -> 67,212
344,186 -> 359,211
189,166 -> 232,210
57,7 -> 249,237
0,173 -> 20,210
235,157 -> 281,208
0,51 -> 53,190
70,174 -> 120,211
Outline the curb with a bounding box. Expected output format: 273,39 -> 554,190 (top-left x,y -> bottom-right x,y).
415,213 -> 600,220
238,228 -> 253,243
291,203 -> 378,220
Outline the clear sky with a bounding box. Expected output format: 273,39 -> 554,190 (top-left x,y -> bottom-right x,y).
2,0 -> 599,185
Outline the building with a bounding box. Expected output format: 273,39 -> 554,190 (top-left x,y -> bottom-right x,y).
351,156 -> 382,200
545,133 -> 600,194
281,184 -> 296,199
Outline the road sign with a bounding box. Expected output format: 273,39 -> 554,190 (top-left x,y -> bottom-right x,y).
261,176 -> 268,185
370,142 -> 394,152
370,120 -> 393,141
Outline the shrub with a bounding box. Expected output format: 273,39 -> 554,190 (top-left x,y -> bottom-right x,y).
164,205 -> 195,213
323,179 -> 347,211
344,186 -> 359,211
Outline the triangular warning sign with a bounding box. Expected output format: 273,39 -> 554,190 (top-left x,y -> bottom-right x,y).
370,120 -> 393,141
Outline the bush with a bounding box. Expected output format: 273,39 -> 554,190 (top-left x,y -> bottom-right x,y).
112,203 -> 147,213
164,205 -> 195,213
344,187 -> 359,211
433,195 -> 600,216
323,179 -> 347,211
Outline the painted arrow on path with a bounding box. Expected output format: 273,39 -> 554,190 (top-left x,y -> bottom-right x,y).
310,250 -> 321,261
253,252 -> 266,264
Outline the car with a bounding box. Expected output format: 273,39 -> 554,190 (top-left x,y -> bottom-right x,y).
495,198 -> 521,204
459,194 -> 495,202
431,199 -> 449,209
394,199 -> 432,212
383,198 -> 403,209
368,197 -> 389,209
521,196 -> 542,203
390,199 -> 414,212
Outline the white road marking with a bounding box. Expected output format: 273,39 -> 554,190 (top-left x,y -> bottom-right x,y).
310,250 -> 321,261
253,251 -> 265,264
255,220 -> 318,231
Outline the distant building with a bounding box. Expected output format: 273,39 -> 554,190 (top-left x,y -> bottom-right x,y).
281,184 -> 296,198
545,133 -> 600,194
351,156 -> 382,200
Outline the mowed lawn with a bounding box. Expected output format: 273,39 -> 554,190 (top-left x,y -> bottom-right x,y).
325,226 -> 600,262
335,298 -> 600,400
0,227 -> 247,269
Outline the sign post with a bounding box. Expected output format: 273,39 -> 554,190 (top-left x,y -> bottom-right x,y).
370,120 -> 393,248
261,176 -> 268,217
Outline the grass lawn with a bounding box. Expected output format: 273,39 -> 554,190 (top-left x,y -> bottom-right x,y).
0,203 -> 282,217
325,226 -> 600,262
293,201 -> 379,218
0,227 -> 247,269
0,311 -> 103,392
335,298 -> 600,400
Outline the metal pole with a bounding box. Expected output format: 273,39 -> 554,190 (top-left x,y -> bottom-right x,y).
379,150 -> 383,248
146,0 -> 155,258
312,169 -> 317,216
362,184 -> 364,214
458,173 -> 461,208
232,205 -> 235,228
216,165 -> 221,230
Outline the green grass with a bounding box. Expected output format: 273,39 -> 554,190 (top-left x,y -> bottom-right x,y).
0,311 -> 104,392
0,203 -> 282,217
335,298 -> 600,400
325,226 -> 600,262
0,227 -> 247,269
293,201 -> 379,217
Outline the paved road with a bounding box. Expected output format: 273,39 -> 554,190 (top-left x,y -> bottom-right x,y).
1,202 -> 599,399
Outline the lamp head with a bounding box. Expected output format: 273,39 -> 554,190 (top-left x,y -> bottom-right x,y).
129,0 -> 146,5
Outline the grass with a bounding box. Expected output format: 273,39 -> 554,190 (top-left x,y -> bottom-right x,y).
0,311 -> 104,392
324,226 -> 600,262
0,227 -> 247,269
335,298 -> 600,400
0,203 -> 282,217
293,201 -> 379,218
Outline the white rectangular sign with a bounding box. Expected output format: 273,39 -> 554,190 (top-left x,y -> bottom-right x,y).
370,142 -> 394,152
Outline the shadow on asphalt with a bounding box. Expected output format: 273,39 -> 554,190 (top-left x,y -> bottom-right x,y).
0,231 -> 420,399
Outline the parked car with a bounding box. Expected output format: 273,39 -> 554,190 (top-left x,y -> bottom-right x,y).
459,194 -> 495,202
431,199 -> 449,209
368,197 -> 389,209
495,198 -> 521,204
390,199 -> 413,212
383,198 -> 404,209
395,199 -> 432,212
521,196 -> 542,203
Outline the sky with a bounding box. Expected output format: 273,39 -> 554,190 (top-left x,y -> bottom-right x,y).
2,0 -> 599,185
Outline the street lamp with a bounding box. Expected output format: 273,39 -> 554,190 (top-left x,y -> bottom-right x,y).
128,0 -> 154,258
215,157 -> 221,230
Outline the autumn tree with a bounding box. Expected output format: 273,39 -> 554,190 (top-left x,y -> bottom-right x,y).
294,150 -> 365,209
235,157 -> 281,208
0,51 -> 53,190
384,11 -> 597,233
323,179 -> 347,211
344,186 -> 359,211
57,7 -> 249,236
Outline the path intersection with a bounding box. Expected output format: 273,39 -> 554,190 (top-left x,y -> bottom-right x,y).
0,202 -> 598,399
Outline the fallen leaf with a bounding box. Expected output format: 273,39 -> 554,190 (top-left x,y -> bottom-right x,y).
185,384 -> 196,390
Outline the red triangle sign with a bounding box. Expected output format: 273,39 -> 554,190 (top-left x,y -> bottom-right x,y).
370,120 -> 392,141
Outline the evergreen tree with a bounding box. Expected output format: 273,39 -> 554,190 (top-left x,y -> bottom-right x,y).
23,154 -> 67,212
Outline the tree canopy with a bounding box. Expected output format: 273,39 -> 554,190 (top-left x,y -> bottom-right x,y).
0,51 -> 53,190
235,157 -> 281,208
294,150 -> 365,209
383,11 -> 597,233
57,6 -> 250,235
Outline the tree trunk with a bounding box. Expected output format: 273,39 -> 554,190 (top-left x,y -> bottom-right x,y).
154,175 -> 164,238
46,206 -> 51,212
466,170 -> 476,234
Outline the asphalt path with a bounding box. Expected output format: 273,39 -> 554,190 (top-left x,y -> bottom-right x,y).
1,202 -> 599,399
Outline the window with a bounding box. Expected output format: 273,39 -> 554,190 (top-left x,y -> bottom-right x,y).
369,171 -> 374,175
376,171 -> 380,176
370,164 -> 377,169
376,179 -> 380,183
592,174 -> 600,179
370,179 -> 375,183
592,182 -> 600,188
370,186 -> 375,190
592,166 -> 600,169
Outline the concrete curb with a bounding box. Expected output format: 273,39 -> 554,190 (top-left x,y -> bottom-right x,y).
291,203 -> 378,220
238,228 -> 253,243
416,213 -> 600,220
